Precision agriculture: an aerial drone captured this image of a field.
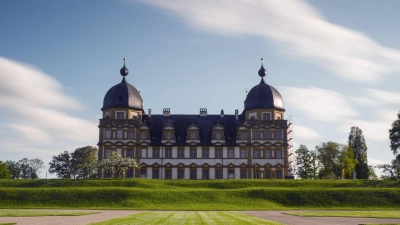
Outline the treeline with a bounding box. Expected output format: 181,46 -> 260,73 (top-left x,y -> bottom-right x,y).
0,158 -> 44,179
296,126 -> 374,179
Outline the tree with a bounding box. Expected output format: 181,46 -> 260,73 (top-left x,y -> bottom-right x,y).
98,151 -> 139,178
339,145 -> 358,179
376,155 -> 400,180
316,142 -> 342,179
309,150 -> 319,179
0,161 -> 11,179
29,158 -> 44,179
348,126 -> 369,179
5,160 -> 21,179
19,158 -> 33,179
295,145 -> 313,179
389,112 -> 400,155
71,146 -> 98,179
49,151 -> 76,179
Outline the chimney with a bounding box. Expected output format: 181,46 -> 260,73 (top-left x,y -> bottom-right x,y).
235,109 -> 239,120
163,108 -> 170,117
148,109 -> 152,118
200,108 -> 207,116
220,109 -> 224,117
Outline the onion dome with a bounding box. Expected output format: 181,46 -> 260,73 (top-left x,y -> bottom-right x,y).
102,58 -> 143,110
244,58 -> 284,110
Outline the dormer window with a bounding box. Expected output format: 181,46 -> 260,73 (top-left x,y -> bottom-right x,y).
190,131 -> 196,139
116,111 -> 125,119
141,131 -> 147,140
166,132 -> 171,140
215,132 -> 221,140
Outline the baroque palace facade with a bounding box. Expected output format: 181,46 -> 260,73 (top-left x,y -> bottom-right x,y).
98,58 -> 293,179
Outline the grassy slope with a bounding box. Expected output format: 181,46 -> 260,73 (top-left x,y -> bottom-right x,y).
89,212 -> 282,225
1,179 -> 400,210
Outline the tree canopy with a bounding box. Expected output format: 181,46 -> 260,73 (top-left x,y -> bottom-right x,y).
389,112 -> 400,155
0,161 -> 11,179
98,151 -> 139,178
348,126 -> 369,179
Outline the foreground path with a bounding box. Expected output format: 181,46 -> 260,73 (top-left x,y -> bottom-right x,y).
243,210 -> 400,225
1,210 -> 400,225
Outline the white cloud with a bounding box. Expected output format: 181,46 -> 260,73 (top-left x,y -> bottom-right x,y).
293,124 -> 323,147
367,89 -> 400,105
281,86 -> 358,122
0,56 -> 97,164
138,0 -> 400,83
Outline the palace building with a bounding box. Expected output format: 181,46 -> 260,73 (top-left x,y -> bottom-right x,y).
97,58 -> 294,179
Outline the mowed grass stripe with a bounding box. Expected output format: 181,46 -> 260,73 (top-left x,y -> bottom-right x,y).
90,211 -> 282,225
285,211 -> 400,219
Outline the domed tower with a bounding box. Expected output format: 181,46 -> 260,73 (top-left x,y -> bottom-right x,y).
244,58 -> 285,121
101,58 -> 144,120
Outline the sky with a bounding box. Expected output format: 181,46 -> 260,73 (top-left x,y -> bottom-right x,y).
0,0 -> 399,178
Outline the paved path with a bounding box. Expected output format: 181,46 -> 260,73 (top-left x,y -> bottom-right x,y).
1,210 -> 400,225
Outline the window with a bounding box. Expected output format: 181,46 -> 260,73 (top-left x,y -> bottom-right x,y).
178,170 -> 184,179
275,130 -> 282,140
105,130 -> 111,139
103,171 -> 110,178
277,170 -> 283,179
178,149 -> 184,158
153,149 -> 159,158
166,132 -> 171,140
215,149 -> 222,158
127,149 -> 134,158
240,132 -> 246,140
215,170 -> 222,179
265,170 -> 271,179
275,149 -> 282,158
215,132 -> 221,140
240,170 -> 247,179
264,150 -> 271,158
202,170 -> 209,179
117,130 -> 123,139
190,148 -> 197,158
128,130 -> 135,139
116,112 -> 125,119
165,170 -> 172,179
263,113 -> 271,120
190,131 -> 196,139
228,170 -> 234,179
152,169 -> 159,179
104,149 -> 110,158
240,149 -> 246,158
252,130 -> 259,139
127,169 -> 133,178
190,169 -> 197,179
228,149 -> 234,158
264,130 -> 270,140
165,149 -> 172,158
141,131 -> 147,140
202,149 -> 209,158
253,149 -> 259,159
140,169 -> 146,178
253,170 -> 260,179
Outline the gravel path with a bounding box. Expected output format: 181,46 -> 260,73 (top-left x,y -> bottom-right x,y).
1,210 -> 400,225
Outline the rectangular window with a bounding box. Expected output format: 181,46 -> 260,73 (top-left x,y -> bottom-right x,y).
178,170 -> 184,179
252,130 -> 259,139
105,130 -> 111,139
253,149 -> 259,159
240,132 -> 246,140
253,170 -> 260,179
165,170 -> 172,179
228,170 -> 234,179
264,130 -> 270,140
275,149 -> 282,158
152,169 -> 159,179
215,132 -> 221,140
202,170 -> 209,179
140,169 -> 147,178
117,130 -> 123,139
190,169 -> 197,179
263,113 -> 271,120
190,131 -> 196,139
103,171 -> 110,178
277,170 -> 283,179
240,170 -> 247,179
240,149 -> 246,158
215,170 -> 222,179
264,150 -> 271,158
166,132 -> 171,140
228,149 -> 234,158
265,170 -> 271,179
165,149 -> 172,158
116,112 -> 125,119
178,149 -> 184,158
275,130 -> 282,140
141,131 -> 147,140
202,149 -> 209,158
127,169 -> 133,178
128,130 -> 135,139
104,149 -> 110,158
190,148 -> 197,158
215,149 -> 222,158
127,149 -> 134,158
153,149 -> 159,158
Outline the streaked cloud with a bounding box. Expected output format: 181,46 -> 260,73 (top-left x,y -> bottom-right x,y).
367,89 -> 400,105
293,124 -> 323,147
138,0 -> 400,83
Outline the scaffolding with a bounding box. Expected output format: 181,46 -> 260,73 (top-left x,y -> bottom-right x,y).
287,116 -> 294,177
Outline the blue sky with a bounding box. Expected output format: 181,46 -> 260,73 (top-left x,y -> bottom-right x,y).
1,0 -> 399,177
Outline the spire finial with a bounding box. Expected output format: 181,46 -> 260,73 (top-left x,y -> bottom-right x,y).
120,55 -> 129,76
258,54 -> 267,78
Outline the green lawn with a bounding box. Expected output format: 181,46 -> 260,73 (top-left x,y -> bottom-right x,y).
285,211 -> 400,219
89,212 -> 282,225
0,209 -> 99,217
